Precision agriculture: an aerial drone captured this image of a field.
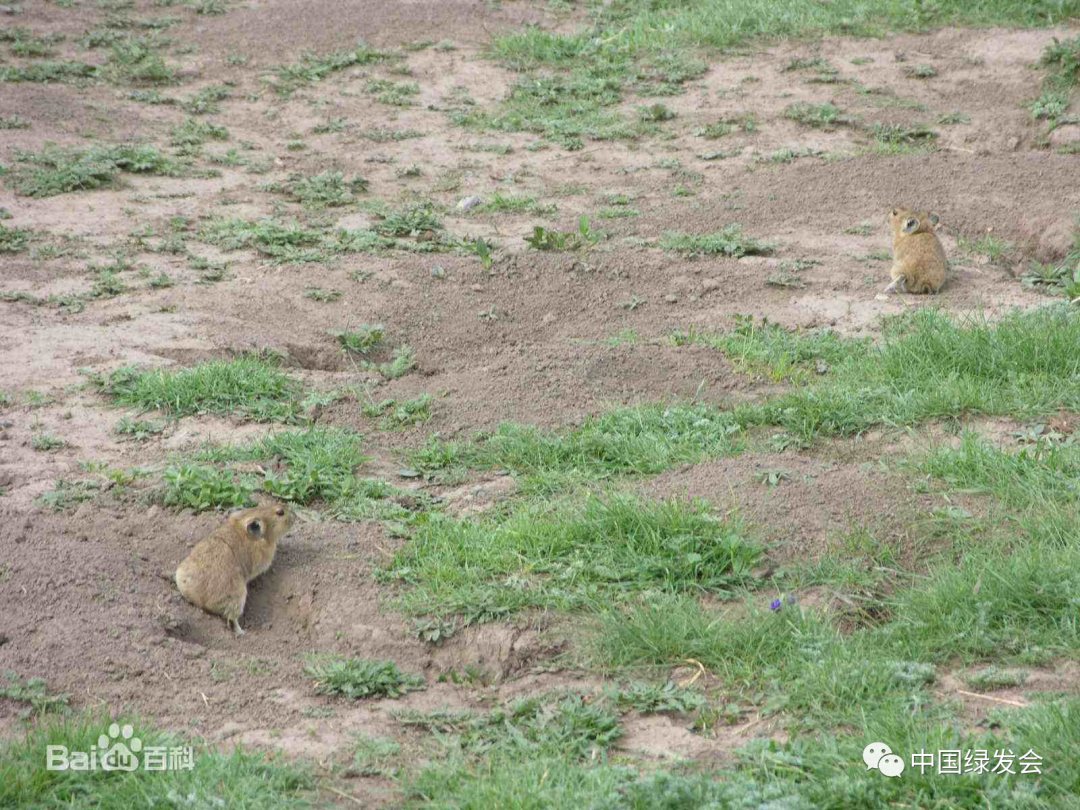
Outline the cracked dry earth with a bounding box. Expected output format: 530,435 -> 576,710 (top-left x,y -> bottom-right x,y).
1,0 -> 1079,805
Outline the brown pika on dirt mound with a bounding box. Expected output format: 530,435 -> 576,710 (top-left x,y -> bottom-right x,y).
885,207 -> 948,295
174,502 -> 293,637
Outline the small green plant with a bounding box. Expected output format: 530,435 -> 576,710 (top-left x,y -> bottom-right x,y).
1029,90 -> 1070,120
149,271 -> 175,289
115,416 -> 166,441
692,114 -> 757,139
101,38 -> 178,85
905,63 -> 938,78
333,324 -> 385,356
524,216 -> 599,251
312,118 -> 351,134
36,479 -> 99,511
0,672 -> 70,719
366,345 -> 418,380
872,121 -> 938,144
758,146 -> 821,163
964,666 -> 1029,692
360,126 -> 425,142
0,115 -> 31,130
638,103 -> 675,121
1021,261 -> 1080,299
0,224 -> 32,253
0,61 -> 96,83
264,171 -> 368,208
353,734 -> 401,776
470,237 -> 495,270
274,41 -> 393,91
303,287 -> 343,303
162,463 -> 255,511
938,111 -> 971,124
606,681 -> 706,714
411,617 -> 457,645
660,225 -> 774,257
192,0 -> 228,14
303,655 -> 425,700
170,117 -> 229,146
181,85 -> 230,115
784,101 -> 846,129
32,434 -> 66,452
365,78 -> 420,106
363,394 -> 433,428
90,265 -> 129,298
375,204 -> 442,237
7,143 -> 180,197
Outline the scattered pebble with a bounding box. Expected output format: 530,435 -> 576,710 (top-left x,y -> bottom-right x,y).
456,195 -> 483,212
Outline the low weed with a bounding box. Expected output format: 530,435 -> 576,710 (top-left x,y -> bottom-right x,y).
524,216 -> 599,251
660,225 -> 775,258
303,655 -> 425,700
333,324 -> 385,356
7,143 -> 181,197
263,171 -> 368,208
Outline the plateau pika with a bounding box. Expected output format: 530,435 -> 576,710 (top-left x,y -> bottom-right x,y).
174,503 -> 292,636
884,207 -> 947,295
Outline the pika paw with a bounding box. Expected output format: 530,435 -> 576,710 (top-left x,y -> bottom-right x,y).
884,207 -> 947,295
174,502 -> 292,636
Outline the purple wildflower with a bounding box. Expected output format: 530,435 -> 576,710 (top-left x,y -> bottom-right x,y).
770,598 -> 782,611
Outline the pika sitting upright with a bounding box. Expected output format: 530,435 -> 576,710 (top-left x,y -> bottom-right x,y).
884,207 -> 947,295
174,503 -> 292,636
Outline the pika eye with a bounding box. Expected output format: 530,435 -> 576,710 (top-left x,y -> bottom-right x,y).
276,507 -> 285,516
905,218 -> 917,229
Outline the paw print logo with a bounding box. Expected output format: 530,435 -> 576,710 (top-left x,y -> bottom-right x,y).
98,723 -> 142,772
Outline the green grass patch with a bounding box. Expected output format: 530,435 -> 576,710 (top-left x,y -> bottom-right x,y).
403,697 -> 1080,808
95,356 -> 304,423
0,712 -> 312,809
738,305 -> 1080,440
412,402 -> 744,488
678,314 -> 867,382
6,143 -> 181,197
190,427 -> 429,521
381,493 -> 762,622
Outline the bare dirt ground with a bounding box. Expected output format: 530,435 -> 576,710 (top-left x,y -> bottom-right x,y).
2,0 -> 1079,805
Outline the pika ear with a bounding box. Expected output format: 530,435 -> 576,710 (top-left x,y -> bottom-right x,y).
246,517 -> 265,539
902,217 -> 920,234
891,209 -> 899,217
